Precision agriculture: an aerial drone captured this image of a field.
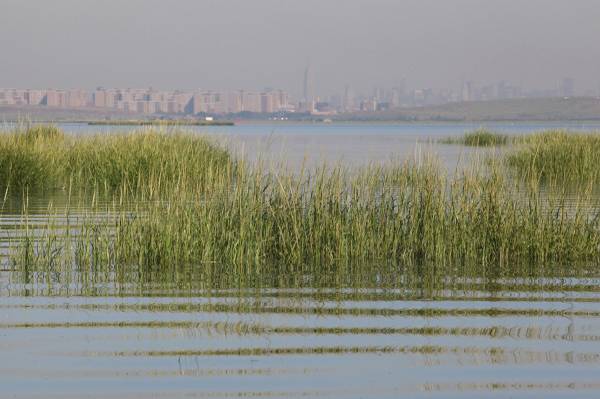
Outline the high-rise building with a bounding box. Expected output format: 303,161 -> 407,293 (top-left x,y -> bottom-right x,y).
243,92 -> 262,113
68,89 -> 86,107
4,86 -> 289,115
561,78 -> 574,97
0,89 -> 16,105
46,89 -> 67,107
276,90 -> 289,110
174,93 -> 193,113
261,92 -> 278,113
498,81 -> 507,99
461,82 -> 474,101
93,89 -> 106,107
231,91 -> 243,113
303,59 -> 314,103
192,92 -> 229,114
344,85 -> 355,109
390,90 -> 399,108
26,89 -> 47,105
229,91 -> 263,113
211,92 -> 228,114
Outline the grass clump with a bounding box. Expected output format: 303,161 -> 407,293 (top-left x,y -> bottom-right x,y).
0,125 -> 235,195
506,129 -> 600,182
439,128 -> 509,146
0,124 -> 68,191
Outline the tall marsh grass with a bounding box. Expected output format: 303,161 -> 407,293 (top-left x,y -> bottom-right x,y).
439,128 -> 509,146
114,154 -> 600,270
6,125 -> 600,276
0,125 -> 235,195
9,143 -> 600,274
506,129 -> 600,182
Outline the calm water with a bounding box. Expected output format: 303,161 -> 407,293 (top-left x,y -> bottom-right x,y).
34,121 -> 600,167
2,123 -> 600,398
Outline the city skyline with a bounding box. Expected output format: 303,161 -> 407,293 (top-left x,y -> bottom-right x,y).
0,86 -> 291,115
0,70 -> 595,109
0,73 -> 593,117
2,1 -> 600,103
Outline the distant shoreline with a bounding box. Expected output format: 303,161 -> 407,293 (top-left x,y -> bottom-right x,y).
3,97 -> 600,125
87,121 -> 234,126
3,120 -> 600,127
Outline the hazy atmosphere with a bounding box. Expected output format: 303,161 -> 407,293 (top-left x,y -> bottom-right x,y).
2,0 -> 600,101
6,2 -> 600,398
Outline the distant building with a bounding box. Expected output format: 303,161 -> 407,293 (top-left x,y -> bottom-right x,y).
93,88 -> 106,107
243,92 -> 262,113
68,89 -> 86,107
261,92 -> 278,113
276,90 -> 289,110
230,91 -> 243,113
174,93 -> 193,113
46,89 -> 67,107
2,86 -> 289,115
26,89 -> 47,105
0,89 -> 26,105
192,91 -> 228,114
461,82 -> 474,102
303,60 -> 314,103
298,101 -> 315,113
560,78 -> 574,97
390,90 -> 399,108
230,91 -> 262,113
344,86 -> 355,109
315,102 -> 333,112
360,100 -> 377,111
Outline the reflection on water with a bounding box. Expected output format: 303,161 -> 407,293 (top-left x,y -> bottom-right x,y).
3,268 -> 600,398
2,204 -> 600,398
2,125 -> 600,398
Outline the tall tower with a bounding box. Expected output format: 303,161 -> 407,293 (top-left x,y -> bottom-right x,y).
303,59 -> 314,103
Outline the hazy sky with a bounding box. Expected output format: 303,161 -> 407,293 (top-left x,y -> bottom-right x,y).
2,0 -> 600,100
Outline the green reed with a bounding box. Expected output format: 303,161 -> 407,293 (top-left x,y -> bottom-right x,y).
11,148 -> 600,276
506,129 -> 600,182
0,124 -> 235,196
439,128 -> 509,146
7,125 -> 600,278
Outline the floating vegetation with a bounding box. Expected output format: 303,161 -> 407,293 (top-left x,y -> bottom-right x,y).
439,128 -> 509,146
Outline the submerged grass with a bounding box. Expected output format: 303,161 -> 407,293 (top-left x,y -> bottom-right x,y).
439,128 -> 509,146
506,129 -> 600,182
